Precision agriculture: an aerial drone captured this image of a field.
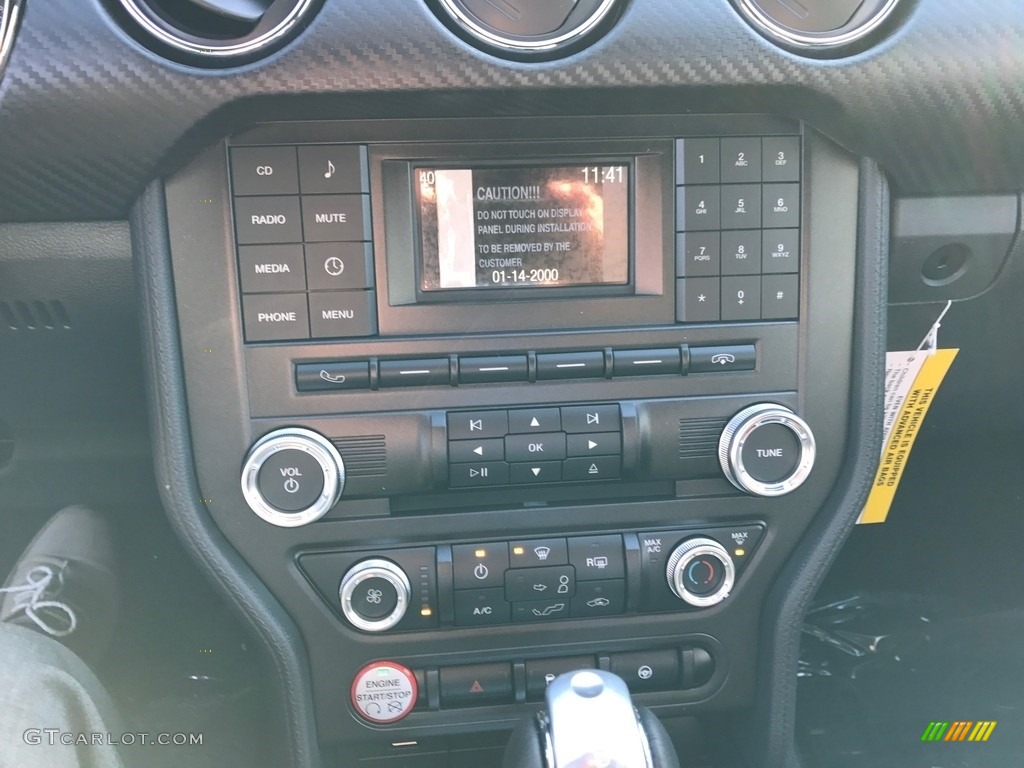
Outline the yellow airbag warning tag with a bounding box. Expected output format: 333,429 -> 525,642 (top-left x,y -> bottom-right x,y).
858,303 -> 958,525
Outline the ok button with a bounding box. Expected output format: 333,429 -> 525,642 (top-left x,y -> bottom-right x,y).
505,433 -> 566,462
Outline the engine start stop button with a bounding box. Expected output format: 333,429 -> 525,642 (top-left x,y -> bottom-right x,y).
350,661 -> 418,724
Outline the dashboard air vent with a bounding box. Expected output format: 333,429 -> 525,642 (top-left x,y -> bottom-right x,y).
0,0 -> 23,79
115,0 -> 317,65
734,0 -> 905,55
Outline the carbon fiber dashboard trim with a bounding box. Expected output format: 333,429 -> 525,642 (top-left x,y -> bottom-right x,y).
0,0 -> 1023,222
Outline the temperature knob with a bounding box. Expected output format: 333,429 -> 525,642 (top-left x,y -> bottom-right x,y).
718,404 -> 816,497
240,427 -> 345,527
665,537 -> 735,608
340,559 -> 411,632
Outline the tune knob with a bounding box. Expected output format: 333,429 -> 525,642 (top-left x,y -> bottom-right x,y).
339,559 -> 411,632
718,404 -> 815,497
240,427 -> 345,527
665,537 -> 735,607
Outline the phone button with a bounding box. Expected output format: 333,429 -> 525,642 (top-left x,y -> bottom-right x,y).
688,345 -> 756,374
295,362 -> 370,392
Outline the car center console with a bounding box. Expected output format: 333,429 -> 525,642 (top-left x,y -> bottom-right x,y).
157,114 -> 861,750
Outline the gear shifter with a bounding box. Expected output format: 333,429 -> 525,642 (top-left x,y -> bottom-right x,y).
502,670 -> 681,768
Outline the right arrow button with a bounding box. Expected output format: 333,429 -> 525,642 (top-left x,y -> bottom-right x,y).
567,432 -> 621,457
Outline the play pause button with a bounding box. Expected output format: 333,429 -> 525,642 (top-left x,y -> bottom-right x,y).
450,462 -> 509,488
511,462 -> 562,484
567,432 -> 621,457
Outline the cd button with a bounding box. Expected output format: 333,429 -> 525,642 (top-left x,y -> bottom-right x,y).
509,461 -> 562,484
305,242 -> 373,291
297,144 -> 369,195
508,408 -> 561,433
230,146 -> 299,196
560,405 -> 621,434
300,194 -> 371,242
448,410 -> 509,440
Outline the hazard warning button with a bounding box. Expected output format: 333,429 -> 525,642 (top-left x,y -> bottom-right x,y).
350,661 -> 418,724
439,662 -> 513,707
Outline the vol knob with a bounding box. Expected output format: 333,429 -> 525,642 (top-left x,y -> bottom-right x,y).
665,537 -> 735,607
718,404 -> 815,497
240,427 -> 345,527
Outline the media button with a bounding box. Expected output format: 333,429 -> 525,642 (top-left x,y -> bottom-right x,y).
238,244 -> 307,293
450,462 -> 509,488
300,194 -> 371,242
305,242 -> 373,291
448,410 -> 508,440
230,146 -> 299,196
453,588 -> 510,626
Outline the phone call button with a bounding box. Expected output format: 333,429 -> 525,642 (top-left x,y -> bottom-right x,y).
295,362 -> 370,392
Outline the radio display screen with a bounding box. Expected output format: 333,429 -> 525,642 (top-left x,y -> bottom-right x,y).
415,164 -> 630,292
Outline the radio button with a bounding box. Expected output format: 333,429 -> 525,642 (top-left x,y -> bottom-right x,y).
238,245 -> 306,293
676,277 -> 721,323
379,357 -> 449,387
689,345 -> 756,374
721,276 -> 762,322
721,137 -> 762,184
762,274 -> 800,320
297,144 -> 368,195
762,229 -> 800,274
230,146 -> 299,197
242,293 -> 310,342
449,438 -> 505,463
677,185 -> 721,231
509,538 -> 568,568
720,184 -> 763,230
449,461 -> 509,488
536,351 -> 605,381
612,348 -> 681,377
308,290 -> 376,339
505,565 -> 576,603
505,432 -> 566,462
234,196 -> 303,245
561,405 -> 620,434
571,580 -> 625,618
300,194 -> 371,242
509,461 -> 562,484
295,361 -> 370,392
304,242 -> 373,291
459,355 -> 529,384
448,410 -> 508,440
508,407 -> 561,433
676,138 -> 720,185
720,230 -> 762,276
453,588 -> 510,626
677,231 -> 721,277
566,432 -> 621,457
568,535 -> 625,581
762,183 -> 800,229
453,543 -> 509,590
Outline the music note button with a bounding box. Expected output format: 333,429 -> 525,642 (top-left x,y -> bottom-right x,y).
297,145 -> 369,194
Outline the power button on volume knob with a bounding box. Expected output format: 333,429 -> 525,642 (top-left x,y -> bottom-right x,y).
718,404 -> 815,497
241,427 -> 345,527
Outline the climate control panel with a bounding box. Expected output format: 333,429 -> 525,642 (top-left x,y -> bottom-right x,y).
297,524 -> 764,633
